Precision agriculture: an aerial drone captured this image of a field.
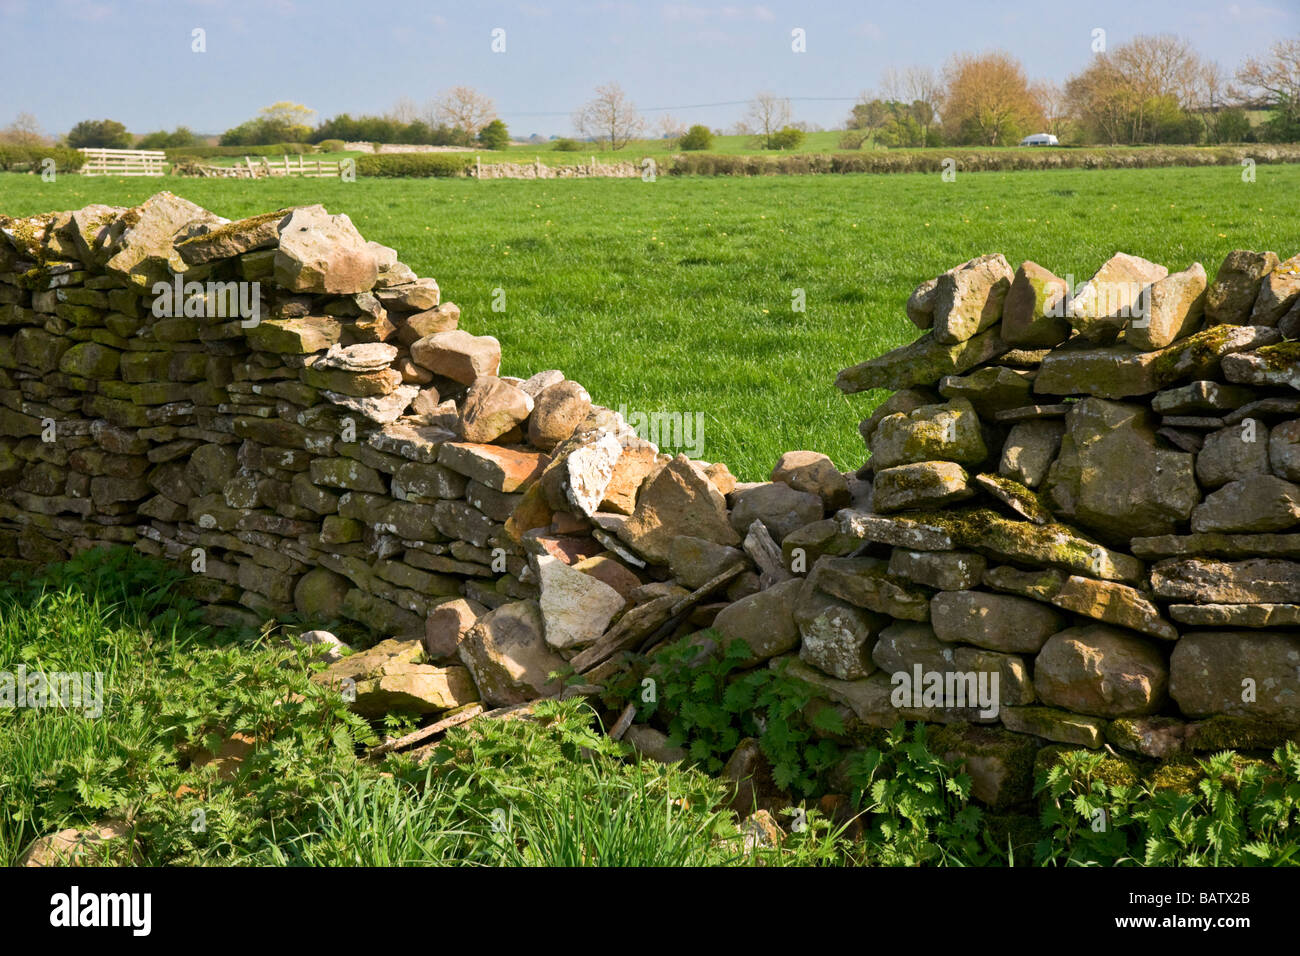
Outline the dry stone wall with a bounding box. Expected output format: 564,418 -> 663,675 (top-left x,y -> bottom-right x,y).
1,192 -> 1298,799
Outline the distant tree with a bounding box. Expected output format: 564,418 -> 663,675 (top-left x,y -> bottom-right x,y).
657,114 -> 687,141
1216,107 -> 1252,142
678,124 -> 713,150
942,52 -> 1043,145
1236,38 -> 1300,141
574,82 -> 645,150
477,118 -> 510,150
388,96 -> 421,124
847,96 -> 890,137
1031,80 -> 1071,139
1066,34 -> 1203,144
67,119 -> 131,149
882,66 -> 942,144
257,101 -> 315,141
551,137 -> 582,151
138,126 -> 200,148
745,91 -> 792,149
395,120 -> 432,144
436,86 -> 497,138
1,112 -> 47,146
221,102 -> 315,145
1194,62 -> 1234,144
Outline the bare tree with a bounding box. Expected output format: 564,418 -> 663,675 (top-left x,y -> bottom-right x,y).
1066,34 -> 1204,144
1,112 -> 46,146
388,96 -> 420,124
744,91 -> 792,148
903,67 -> 942,142
878,67 -> 941,145
1195,61 -> 1234,143
1113,34 -> 1202,141
656,113 -> 686,141
574,82 -> 645,150
436,86 -> 497,137
1236,38 -> 1300,127
1031,80 -> 1070,137
1066,55 -> 1137,144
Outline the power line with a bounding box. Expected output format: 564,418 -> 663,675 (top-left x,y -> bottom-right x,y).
504,95 -> 860,117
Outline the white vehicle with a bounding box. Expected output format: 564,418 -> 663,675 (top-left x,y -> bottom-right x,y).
1019,132 -> 1060,146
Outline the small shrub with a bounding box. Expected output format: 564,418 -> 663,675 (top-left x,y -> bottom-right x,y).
838,130 -> 869,150
551,137 -> 583,152
769,126 -> 805,150
679,124 -> 714,151
67,119 -> 131,149
477,119 -> 510,151
315,138 -> 346,153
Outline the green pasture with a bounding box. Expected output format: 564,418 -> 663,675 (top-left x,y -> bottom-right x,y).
2,164 -> 1297,479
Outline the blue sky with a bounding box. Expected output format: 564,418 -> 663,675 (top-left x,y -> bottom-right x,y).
2,0 -> 1295,138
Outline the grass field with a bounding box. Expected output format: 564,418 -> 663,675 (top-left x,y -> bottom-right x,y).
4,552 -> 1298,867
3,164 -> 1298,479
503,129 -> 853,162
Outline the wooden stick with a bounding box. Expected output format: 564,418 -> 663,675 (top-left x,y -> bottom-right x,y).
366,703 -> 484,759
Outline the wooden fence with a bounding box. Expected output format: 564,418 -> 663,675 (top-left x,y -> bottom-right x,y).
225,155 -> 346,178
178,155 -> 347,178
77,148 -> 168,177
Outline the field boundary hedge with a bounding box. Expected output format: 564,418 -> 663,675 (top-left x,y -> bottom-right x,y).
323,144 -> 1300,179
355,153 -> 476,177
0,146 -> 84,173
668,144 -> 1300,176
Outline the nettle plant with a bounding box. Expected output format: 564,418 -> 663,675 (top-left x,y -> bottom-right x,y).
1034,745 -> 1300,866
842,723 -> 990,866
640,631 -> 849,797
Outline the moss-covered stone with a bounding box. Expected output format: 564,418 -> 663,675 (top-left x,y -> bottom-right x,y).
1002,706 -> 1107,748
245,315 -> 343,355
1221,341 -> 1300,390
836,326 -> 1011,393
1033,743 -> 1144,789
1035,324 -> 1276,399
870,397 -> 987,468
176,209 -> 289,265
13,327 -> 71,373
1183,714 -> 1300,751
57,341 -> 119,380
931,722 -> 1041,808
